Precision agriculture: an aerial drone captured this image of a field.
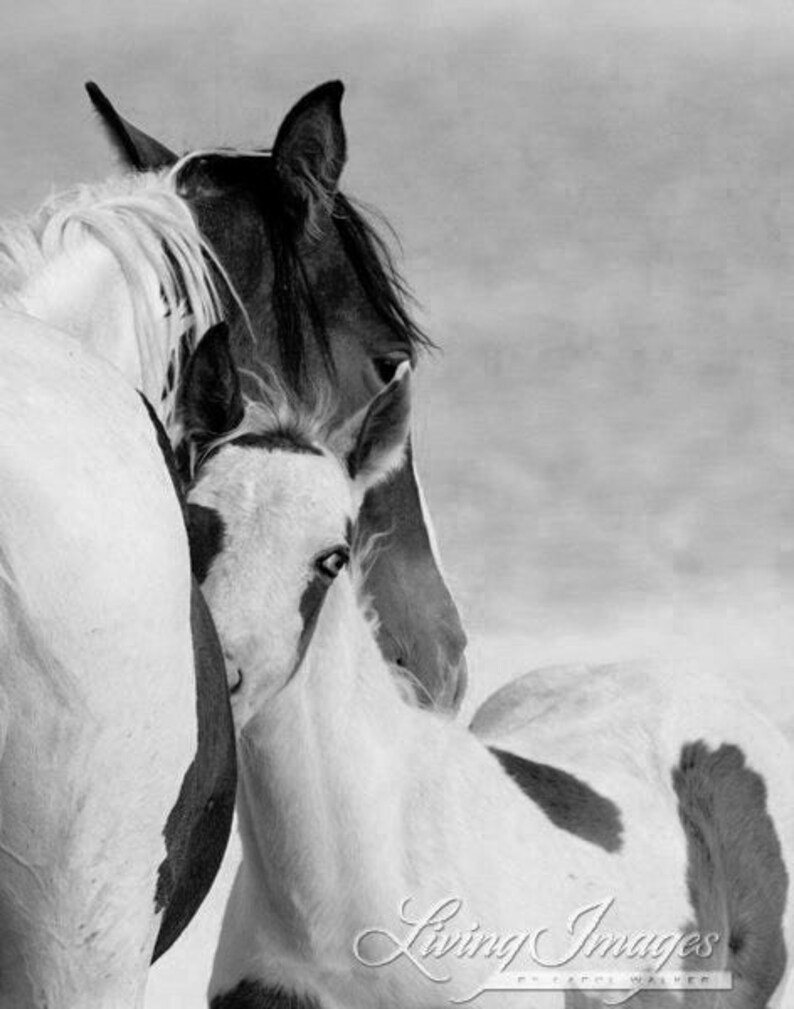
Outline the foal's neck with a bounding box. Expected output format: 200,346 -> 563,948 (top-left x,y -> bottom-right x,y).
218,576 -> 566,1004
235,576 -> 446,948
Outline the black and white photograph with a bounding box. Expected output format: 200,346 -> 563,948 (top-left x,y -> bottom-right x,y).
1,1 -> 793,1006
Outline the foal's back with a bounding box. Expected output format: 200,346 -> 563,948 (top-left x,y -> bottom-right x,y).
0,312 -> 201,1007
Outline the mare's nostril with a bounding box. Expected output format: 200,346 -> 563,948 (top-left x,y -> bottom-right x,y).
230,669 -> 243,695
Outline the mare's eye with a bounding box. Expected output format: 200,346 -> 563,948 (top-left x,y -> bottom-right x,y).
373,356 -> 408,385
315,547 -> 349,580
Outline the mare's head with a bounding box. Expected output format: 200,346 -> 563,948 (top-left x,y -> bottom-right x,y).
87,81 -> 418,403
86,80 -> 467,710
181,324 -> 411,728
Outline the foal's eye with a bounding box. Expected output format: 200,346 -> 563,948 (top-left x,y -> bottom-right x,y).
315,548 -> 349,580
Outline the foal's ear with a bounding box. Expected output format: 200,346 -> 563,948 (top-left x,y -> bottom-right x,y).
273,80 -> 347,235
331,363 -> 411,491
179,323 -> 244,445
85,82 -> 178,171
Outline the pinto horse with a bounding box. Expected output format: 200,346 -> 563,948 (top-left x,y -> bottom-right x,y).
0,314 -> 235,1007
0,171 -> 238,981
181,330 -> 794,1008
85,79 -> 468,712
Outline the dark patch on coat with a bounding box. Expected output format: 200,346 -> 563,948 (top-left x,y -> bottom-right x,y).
211,980 -> 320,1008
138,392 -> 187,518
152,580 -> 237,960
490,748 -> 623,853
186,504 -> 225,584
138,395 -> 237,960
672,740 -> 788,1007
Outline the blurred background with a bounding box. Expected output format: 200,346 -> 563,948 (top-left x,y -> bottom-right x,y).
3,0 -> 794,1002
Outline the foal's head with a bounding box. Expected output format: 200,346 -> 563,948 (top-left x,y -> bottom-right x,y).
180,324 -> 411,728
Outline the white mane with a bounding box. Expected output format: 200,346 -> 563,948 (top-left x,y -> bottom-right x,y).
0,171 -> 229,426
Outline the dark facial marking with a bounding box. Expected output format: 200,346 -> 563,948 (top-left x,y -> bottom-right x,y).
673,741 -> 787,1005
293,575 -> 332,676
230,430 -> 322,456
186,504 -> 225,584
211,980 -> 320,1008
196,428 -> 324,475
490,748 -> 623,853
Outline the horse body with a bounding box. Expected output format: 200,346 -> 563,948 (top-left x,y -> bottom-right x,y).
0,163 -> 237,991
0,312 -> 204,1006
212,600 -> 794,1008
474,661 -> 794,1005
0,74 -> 462,996
177,338 -> 793,1008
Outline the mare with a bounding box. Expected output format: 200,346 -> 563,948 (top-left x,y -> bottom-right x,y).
0,314 -> 234,1007
85,79 -> 468,712
180,330 -> 794,1008
0,169 -> 238,988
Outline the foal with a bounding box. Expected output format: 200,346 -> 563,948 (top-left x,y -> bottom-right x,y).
182,330 -> 794,1008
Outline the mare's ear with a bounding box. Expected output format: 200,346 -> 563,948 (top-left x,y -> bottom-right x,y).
85,82 -> 178,171
330,363 -> 411,492
178,323 -> 244,446
273,80 -> 347,236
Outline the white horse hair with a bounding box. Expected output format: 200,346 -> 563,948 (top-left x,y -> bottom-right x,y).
181,332 -> 794,1009
0,169 -> 239,1002
0,171 -> 228,429
0,312 -> 202,1007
